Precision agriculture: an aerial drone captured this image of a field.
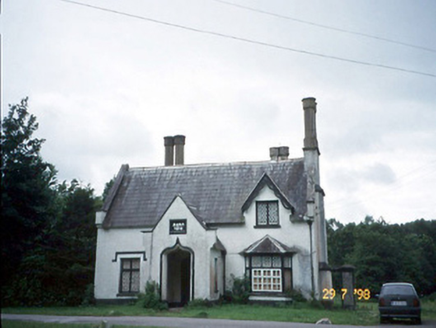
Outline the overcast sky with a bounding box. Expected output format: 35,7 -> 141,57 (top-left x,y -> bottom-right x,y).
2,0 -> 436,224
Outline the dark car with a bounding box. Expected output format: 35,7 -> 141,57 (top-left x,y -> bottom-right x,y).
378,282 -> 421,324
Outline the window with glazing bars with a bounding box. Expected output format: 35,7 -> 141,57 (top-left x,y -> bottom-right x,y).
256,201 -> 279,226
120,258 -> 140,293
252,269 -> 282,292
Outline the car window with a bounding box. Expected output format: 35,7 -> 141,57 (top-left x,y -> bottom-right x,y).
382,285 -> 414,295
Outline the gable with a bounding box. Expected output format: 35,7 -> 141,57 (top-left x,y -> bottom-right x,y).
153,195 -> 209,232
102,159 -> 307,228
242,235 -> 299,254
241,173 -> 295,214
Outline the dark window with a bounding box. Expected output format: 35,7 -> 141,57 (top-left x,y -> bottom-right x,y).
214,258 -> 218,293
119,258 -> 140,293
382,285 -> 415,296
256,201 -> 279,226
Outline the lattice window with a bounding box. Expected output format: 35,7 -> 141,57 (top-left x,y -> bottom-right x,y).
256,201 -> 279,226
272,256 -> 282,268
268,203 -> 279,225
283,256 -> 292,268
262,256 -> 272,267
252,256 -> 262,267
120,258 -> 140,293
257,203 -> 268,225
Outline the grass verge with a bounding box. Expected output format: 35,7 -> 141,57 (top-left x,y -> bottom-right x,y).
2,299 -> 435,326
1,323 -> 167,328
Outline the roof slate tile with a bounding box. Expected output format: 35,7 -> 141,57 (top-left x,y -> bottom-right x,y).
103,159 -> 307,228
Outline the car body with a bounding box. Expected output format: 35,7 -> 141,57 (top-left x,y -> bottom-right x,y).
378,282 -> 421,324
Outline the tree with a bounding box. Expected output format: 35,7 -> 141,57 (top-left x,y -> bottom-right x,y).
328,217 -> 436,296
40,180 -> 99,305
102,176 -> 115,202
1,98 -> 57,300
1,98 -> 102,306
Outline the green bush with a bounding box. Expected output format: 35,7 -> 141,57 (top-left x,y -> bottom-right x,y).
423,292 -> 436,302
81,283 -> 95,306
286,289 -> 307,303
137,281 -> 167,310
229,275 -> 250,304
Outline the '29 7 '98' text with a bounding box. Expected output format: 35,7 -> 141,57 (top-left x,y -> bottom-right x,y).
322,288 -> 371,300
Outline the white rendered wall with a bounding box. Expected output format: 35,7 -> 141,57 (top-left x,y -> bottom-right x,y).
216,185 -> 313,296
95,186 -> 317,301
145,196 -> 218,301
94,226 -> 148,300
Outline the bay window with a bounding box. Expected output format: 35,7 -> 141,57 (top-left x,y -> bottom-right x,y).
246,254 -> 292,293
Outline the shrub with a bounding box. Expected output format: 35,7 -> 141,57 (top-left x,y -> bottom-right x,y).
286,288 -> 307,303
423,292 -> 436,302
81,283 -> 95,306
137,281 -> 167,310
229,275 -> 250,304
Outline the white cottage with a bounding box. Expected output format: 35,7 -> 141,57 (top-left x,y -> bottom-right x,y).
94,97 -> 332,305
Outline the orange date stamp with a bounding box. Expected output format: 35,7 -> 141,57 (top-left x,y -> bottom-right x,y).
322,288 -> 371,300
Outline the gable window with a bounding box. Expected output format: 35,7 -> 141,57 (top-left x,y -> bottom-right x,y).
119,258 -> 140,294
256,201 -> 279,227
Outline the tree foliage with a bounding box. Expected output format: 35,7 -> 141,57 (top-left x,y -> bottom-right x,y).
1,98 -> 57,291
1,99 -> 100,306
328,217 -> 436,296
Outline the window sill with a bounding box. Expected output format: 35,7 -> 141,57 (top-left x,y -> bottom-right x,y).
254,225 -> 281,229
248,294 -> 292,303
117,292 -> 139,297
250,291 -> 286,296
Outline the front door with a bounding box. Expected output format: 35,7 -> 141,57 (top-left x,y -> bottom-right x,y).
166,248 -> 191,306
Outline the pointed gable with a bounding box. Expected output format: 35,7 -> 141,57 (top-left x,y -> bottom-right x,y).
242,235 -> 299,254
241,173 -> 295,214
152,195 -> 209,232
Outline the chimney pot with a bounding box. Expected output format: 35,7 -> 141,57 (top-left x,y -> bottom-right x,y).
164,136 -> 174,166
270,146 -> 289,161
302,97 -> 319,151
279,146 -> 289,160
174,135 -> 186,165
270,147 -> 279,161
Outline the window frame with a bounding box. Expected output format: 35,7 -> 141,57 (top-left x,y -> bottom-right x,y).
118,257 -> 141,295
255,201 -> 280,228
252,268 -> 282,292
245,254 -> 293,294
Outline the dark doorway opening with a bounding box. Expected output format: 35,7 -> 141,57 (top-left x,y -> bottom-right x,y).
166,248 -> 191,307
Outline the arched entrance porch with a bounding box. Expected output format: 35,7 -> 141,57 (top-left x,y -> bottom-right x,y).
161,240 -> 194,307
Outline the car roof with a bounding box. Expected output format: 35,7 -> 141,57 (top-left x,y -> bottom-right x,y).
382,282 -> 414,287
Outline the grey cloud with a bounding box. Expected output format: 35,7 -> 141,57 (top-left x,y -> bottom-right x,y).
361,163 -> 396,185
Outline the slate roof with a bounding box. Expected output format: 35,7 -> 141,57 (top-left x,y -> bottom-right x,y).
241,235 -> 300,254
102,159 -> 308,228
